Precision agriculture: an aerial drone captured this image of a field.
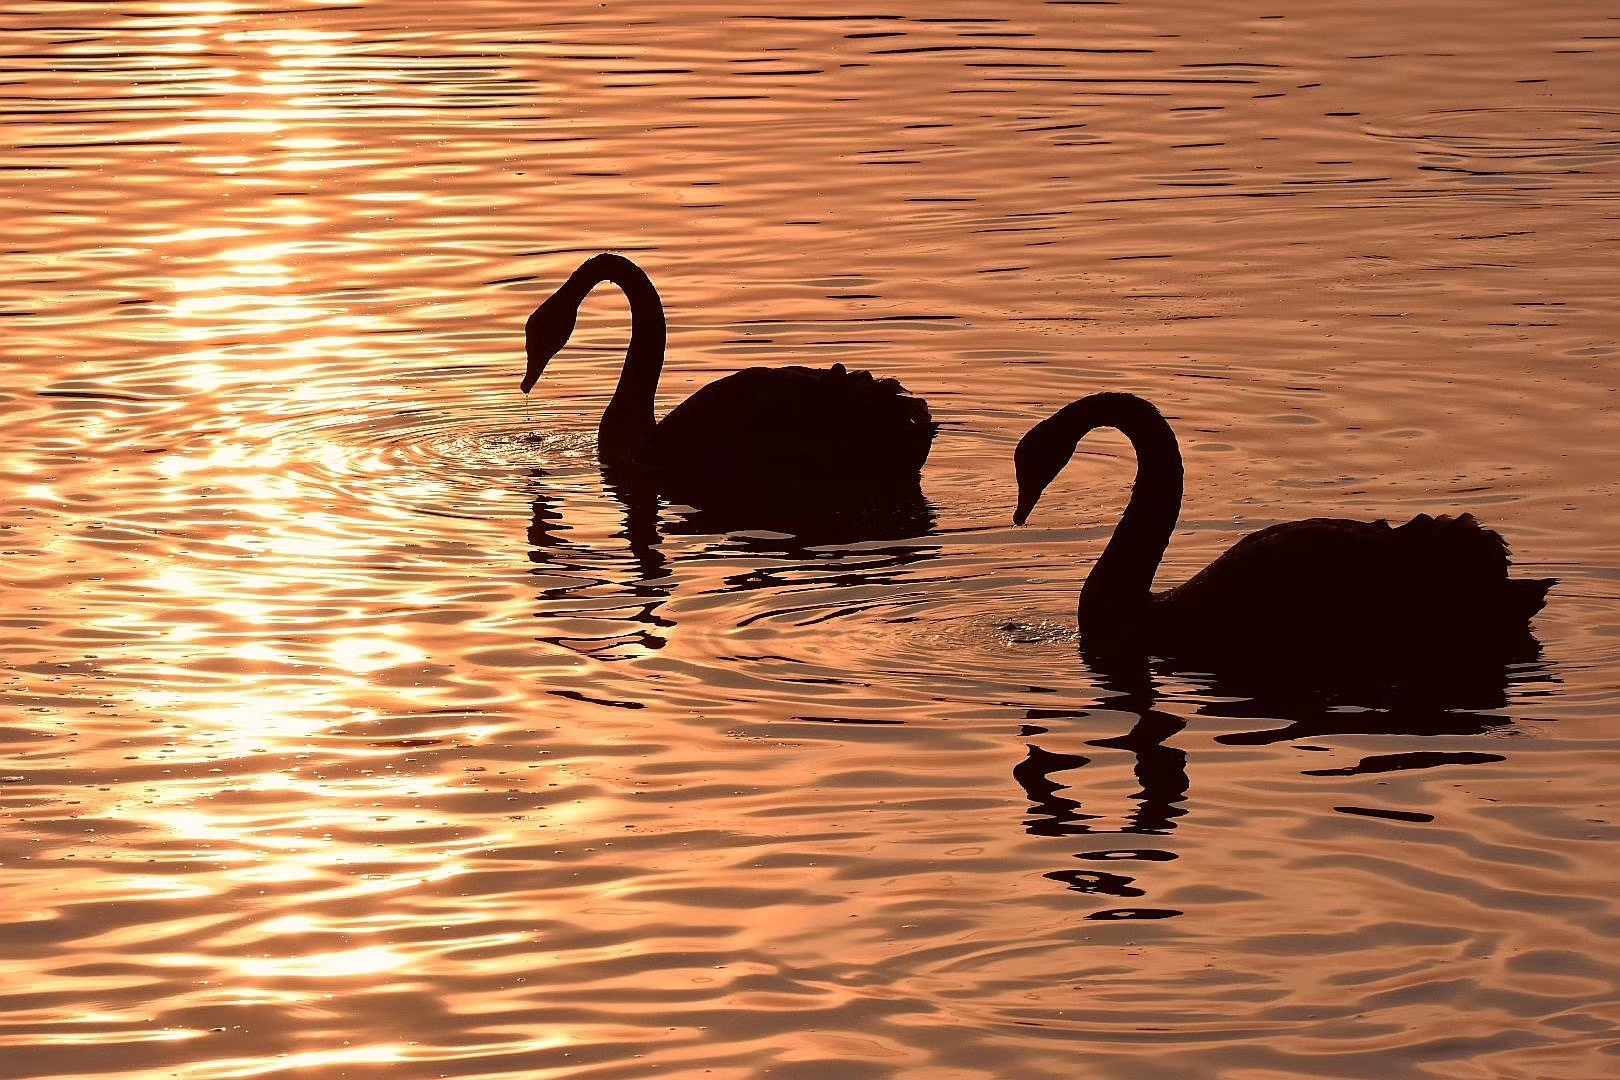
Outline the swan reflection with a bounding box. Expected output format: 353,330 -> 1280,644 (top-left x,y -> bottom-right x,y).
1018,657 -> 1553,916
524,474 -> 673,662
1082,630 -> 1554,719
606,465 -> 937,549
524,469 -> 939,668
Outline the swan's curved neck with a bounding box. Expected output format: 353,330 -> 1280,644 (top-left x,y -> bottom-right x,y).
1053,395 -> 1184,634
561,254 -> 666,464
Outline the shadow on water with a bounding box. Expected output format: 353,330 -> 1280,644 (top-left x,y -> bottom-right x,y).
1017,647 -> 1557,919
1086,629 -> 1558,736
525,472 -> 673,670
605,465 -> 937,549
524,468 -> 938,670
1015,665 -> 1191,920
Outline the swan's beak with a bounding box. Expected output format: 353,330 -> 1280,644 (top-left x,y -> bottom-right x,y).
522,299 -> 572,395
520,342 -> 553,394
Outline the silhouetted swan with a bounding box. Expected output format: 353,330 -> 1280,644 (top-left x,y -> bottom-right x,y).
522,253 -> 935,510
1014,393 -> 1554,672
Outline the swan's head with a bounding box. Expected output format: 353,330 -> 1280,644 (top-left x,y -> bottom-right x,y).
522,296 -> 578,394
1013,412 -> 1085,525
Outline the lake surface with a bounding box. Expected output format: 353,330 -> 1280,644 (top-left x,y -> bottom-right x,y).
2,2 -> 1618,1077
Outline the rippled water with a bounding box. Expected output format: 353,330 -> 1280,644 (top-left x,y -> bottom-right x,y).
3,2 -> 1618,1077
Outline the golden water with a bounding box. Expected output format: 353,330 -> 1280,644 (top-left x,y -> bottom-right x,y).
2,2 -> 1618,1077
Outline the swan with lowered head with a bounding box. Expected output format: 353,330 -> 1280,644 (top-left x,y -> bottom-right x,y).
1013,392 -> 1554,672
521,253 -> 935,509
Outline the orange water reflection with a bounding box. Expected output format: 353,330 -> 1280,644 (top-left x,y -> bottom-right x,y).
2,1 -> 1618,1078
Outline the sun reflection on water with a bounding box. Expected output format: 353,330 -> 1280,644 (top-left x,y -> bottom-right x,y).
238,945 -> 408,979
5,1 -> 1614,1077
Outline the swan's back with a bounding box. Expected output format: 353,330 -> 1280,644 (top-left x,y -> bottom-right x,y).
647,363 -> 935,505
1155,512 -> 1553,661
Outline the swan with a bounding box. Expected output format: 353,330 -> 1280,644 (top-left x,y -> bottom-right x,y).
1013,392 -> 1554,671
521,253 -> 935,509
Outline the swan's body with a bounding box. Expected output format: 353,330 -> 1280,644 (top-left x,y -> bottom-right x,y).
1014,393 -> 1554,672
522,253 -> 935,508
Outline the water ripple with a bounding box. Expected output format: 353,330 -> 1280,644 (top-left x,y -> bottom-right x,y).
2,2 -> 1617,1078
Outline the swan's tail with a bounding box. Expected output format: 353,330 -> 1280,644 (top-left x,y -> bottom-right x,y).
1508,576 -> 1556,621
1391,512 -> 1553,629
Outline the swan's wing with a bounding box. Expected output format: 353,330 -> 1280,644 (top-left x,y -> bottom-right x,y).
1388,512 -> 1508,576
1168,517 -> 1390,596
648,364 -> 934,498
1161,514 -> 1548,639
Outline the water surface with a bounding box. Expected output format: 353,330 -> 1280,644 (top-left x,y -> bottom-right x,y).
3,2 -> 1619,1078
